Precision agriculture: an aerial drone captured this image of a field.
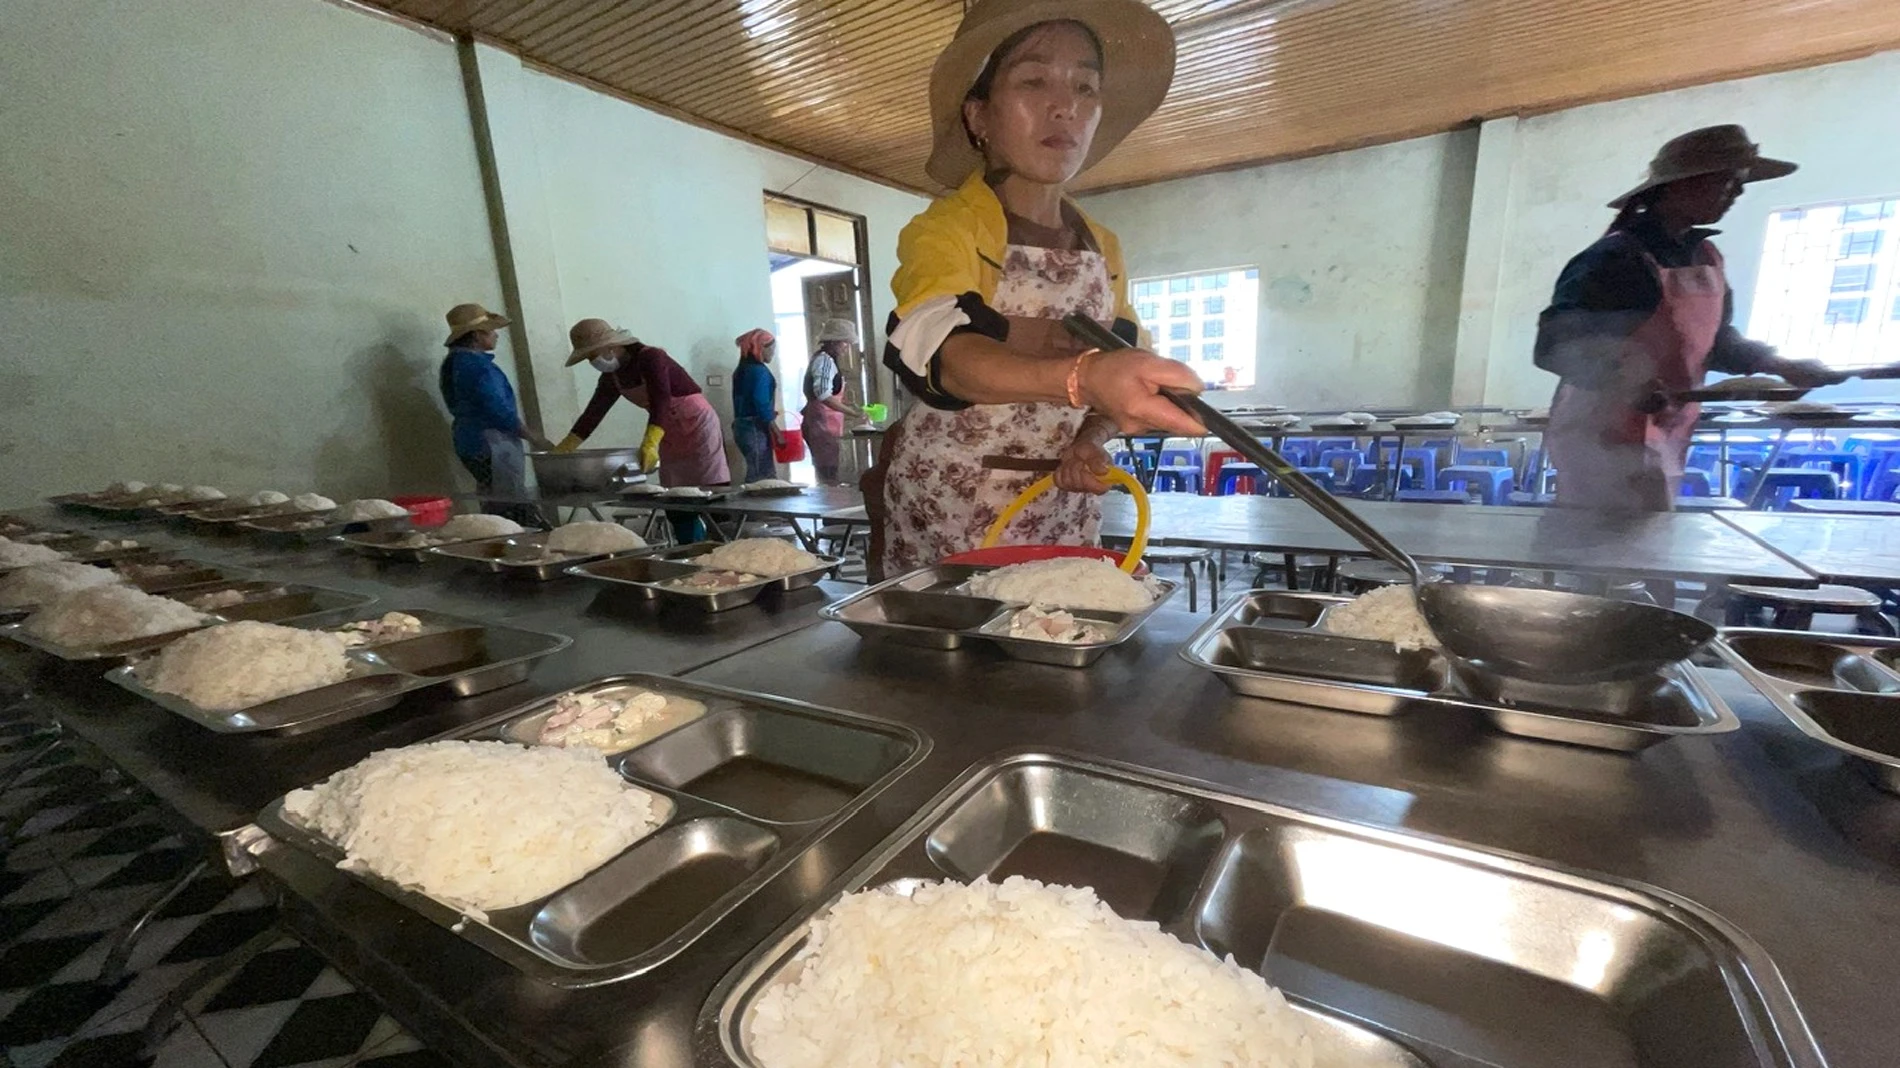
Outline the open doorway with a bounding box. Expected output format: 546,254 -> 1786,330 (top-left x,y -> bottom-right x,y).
764,194 -> 874,484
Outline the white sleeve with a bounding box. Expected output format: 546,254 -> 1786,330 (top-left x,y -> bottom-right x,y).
887,295 -> 971,378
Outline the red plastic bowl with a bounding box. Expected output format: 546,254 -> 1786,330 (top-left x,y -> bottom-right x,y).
391,494 -> 453,528
938,544 -> 1147,575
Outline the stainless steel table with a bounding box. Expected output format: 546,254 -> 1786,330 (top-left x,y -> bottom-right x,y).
1719,511 -> 1900,587
1102,493 -> 1818,585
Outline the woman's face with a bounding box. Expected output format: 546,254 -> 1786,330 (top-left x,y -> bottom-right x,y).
468,328 -> 498,350
1658,170 -> 1745,226
964,22 -> 1103,185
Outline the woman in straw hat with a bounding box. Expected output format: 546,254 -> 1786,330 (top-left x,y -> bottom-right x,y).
803,318 -> 864,484
553,318 -> 732,489
731,328 -> 783,484
1535,124 -> 1843,511
437,302 -> 547,524
868,0 -> 1203,578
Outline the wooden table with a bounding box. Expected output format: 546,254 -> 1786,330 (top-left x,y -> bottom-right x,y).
1100,493 -> 1816,585
1719,510 -> 1900,586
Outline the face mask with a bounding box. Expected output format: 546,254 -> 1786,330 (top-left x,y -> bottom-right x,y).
589,355 -> 621,373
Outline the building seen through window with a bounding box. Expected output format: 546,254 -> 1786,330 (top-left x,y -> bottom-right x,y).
1129,268 -> 1259,388
1749,197 -> 1900,367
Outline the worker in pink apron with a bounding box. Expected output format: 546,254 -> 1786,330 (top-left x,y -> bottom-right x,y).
867,0 -> 1204,579
555,318 -> 730,542
1536,125 -> 1842,511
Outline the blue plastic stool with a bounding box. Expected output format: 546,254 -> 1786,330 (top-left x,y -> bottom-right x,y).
1397,489 -> 1469,503
1784,451 -> 1865,499
1679,469 -> 1713,497
1152,466 -> 1201,493
1439,465 -> 1514,505
1272,468 -> 1336,496
1316,448 -> 1362,480
1745,469 -> 1841,509
1456,447 -> 1511,468
1216,462 -> 1263,496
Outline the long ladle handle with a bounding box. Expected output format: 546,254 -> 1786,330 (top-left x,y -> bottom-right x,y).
1062,314 -> 1426,587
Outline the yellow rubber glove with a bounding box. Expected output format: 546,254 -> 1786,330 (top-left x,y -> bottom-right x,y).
552,433 -> 583,454
639,425 -> 664,471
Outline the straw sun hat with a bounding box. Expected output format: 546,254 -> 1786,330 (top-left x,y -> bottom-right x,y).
565,318 -> 638,367
925,0 -> 1176,189
816,318 -> 861,346
1607,124 -> 1797,209
443,303 -> 510,346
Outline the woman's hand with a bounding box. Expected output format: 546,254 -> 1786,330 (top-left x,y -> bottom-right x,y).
1079,351 -> 1206,436
1054,436 -> 1114,495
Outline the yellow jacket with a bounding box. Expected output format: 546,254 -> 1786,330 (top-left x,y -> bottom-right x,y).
891,172 -> 1139,325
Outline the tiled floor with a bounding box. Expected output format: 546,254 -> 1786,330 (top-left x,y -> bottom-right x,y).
0,709 -> 448,1068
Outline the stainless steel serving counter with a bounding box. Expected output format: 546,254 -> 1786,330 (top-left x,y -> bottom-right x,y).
10,508 -> 1900,1068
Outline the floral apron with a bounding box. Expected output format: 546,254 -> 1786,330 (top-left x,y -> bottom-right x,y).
879,244 -> 1115,575
1547,246 -> 1726,511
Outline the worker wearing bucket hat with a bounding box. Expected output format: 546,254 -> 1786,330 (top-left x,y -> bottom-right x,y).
551,319 -> 731,489
1534,125 -> 1844,511
868,0 -> 1203,579
803,318 -> 864,484
436,302 -> 547,525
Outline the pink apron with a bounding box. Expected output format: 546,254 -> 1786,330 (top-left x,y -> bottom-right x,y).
879,244 -> 1116,575
622,386 -> 730,488
1547,245 -> 1727,511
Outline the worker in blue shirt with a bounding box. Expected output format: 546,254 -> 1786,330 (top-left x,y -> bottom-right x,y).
437,303 -> 548,524
731,329 -> 783,484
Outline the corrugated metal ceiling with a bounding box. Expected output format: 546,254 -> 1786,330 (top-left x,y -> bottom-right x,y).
365,0 -> 1900,193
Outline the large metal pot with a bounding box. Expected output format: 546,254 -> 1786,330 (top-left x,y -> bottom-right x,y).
529,448 -> 641,494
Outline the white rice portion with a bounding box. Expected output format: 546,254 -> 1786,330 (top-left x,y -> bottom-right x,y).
0,562 -> 125,608
1320,585 -> 1437,649
142,621 -> 349,710
700,538 -> 818,577
338,498 -> 409,521
22,585 -> 209,647
436,514 -> 525,541
108,481 -> 149,496
282,740 -> 662,912
749,876 -> 1314,1068
0,540 -> 68,568
183,485 -> 226,501
966,558 -> 1155,612
247,490 -> 290,507
545,521 -> 646,556
290,493 -> 336,512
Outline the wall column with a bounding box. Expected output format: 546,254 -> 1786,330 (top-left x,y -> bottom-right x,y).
1448,117 -> 1519,407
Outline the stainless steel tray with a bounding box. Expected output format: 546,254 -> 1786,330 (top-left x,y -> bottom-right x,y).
565,555 -> 778,613
1184,591 -> 1738,750
1714,628 -> 1900,794
426,531 -> 648,581
161,580 -> 377,625
331,529 -> 457,562
710,751 -> 1824,1068
1,617 -> 220,666
255,674 -> 928,986
821,563 -> 1180,668
116,559 -> 240,594
652,541 -> 841,592
104,609 -> 569,732
238,510 -> 412,544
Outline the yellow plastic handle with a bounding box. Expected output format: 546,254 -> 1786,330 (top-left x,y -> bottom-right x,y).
980,465 -> 1149,573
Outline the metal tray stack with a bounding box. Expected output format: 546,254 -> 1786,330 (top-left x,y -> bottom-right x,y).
255,675 -> 926,985
427,531 -> 648,581
567,541 -> 840,613
712,752 -> 1823,1068
1714,628 -> 1900,793
822,564 -> 1179,668
103,608 -> 569,733
1184,591 -> 1737,750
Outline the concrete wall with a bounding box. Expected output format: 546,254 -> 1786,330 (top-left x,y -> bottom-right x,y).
0,0 -> 505,504
1082,133 -> 1479,411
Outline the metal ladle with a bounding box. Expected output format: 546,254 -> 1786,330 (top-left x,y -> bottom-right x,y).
1062,315 -> 1715,684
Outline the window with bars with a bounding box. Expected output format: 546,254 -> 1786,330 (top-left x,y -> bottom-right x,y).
1132,267 -> 1260,389
1747,196 -> 1900,367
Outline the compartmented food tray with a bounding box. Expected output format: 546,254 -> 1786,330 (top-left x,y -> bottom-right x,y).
1714,628 -> 1900,794
161,580 -> 377,625
427,531 -> 649,581
1,617 -> 221,665
104,608 -> 569,732
822,563 -> 1179,668
567,545 -> 836,613
651,542 -> 841,592
238,510 -> 412,544
116,559 -> 239,594
255,675 -> 927,985
1183,591 -> 1737,750
712,752 -> 1823,1068
331,529 -> 471,562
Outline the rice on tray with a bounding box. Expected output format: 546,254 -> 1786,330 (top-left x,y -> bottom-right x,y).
141,621 -> 349,710
1320,585 -> 1437,649
0,539 -> 68,568
748,876 -> 1314,1068
436,514 -> 525,542
338,498 -> 408,522
701,538 -> 819,577
966,557 -> 1155,612
0,562 -> 124,608
22,585 -> 209,648
283,740 -> 663,912
545,521 -> 646,556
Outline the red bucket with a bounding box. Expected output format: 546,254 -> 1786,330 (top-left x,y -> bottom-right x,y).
392,494 -> 453,528
774,428 -> 806,463
939,544 -> 1147,575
